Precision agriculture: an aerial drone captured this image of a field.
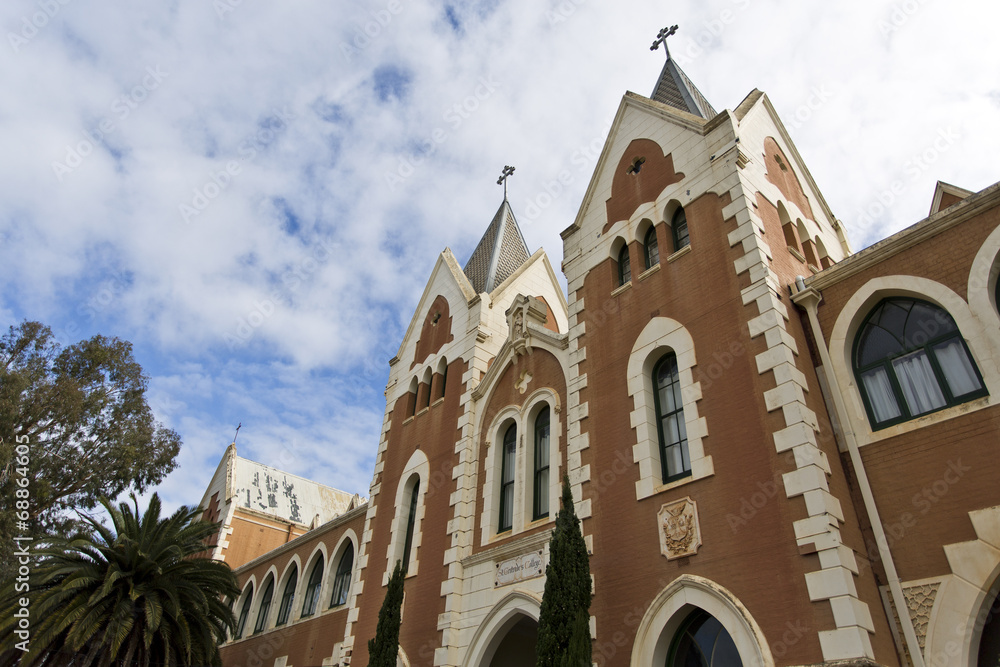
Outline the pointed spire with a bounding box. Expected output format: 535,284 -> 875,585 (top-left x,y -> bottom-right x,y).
463,183 -> 531,294
649,25 -> 717,119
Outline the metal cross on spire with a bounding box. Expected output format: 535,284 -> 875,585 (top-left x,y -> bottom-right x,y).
497,165 -> 515,200
650,24 -> 679,59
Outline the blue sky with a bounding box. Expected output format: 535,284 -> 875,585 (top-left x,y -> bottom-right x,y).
2,0 -> 999,513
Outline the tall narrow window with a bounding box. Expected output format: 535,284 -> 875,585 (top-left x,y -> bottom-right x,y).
275,565 -> 298,626
671,208 -> 689,252
644,226 -> 659,269
330,542 -> 355,608
533,408 -> 550,520
440,362 -> 448,399
653,353 -> 691,482
498,424 -> 516,532
300,557 -> 324,618
253,577 -> 274,634
617,245 -> 631,286
854,298 -> 986,429
401,479 -> 420,573
235,584 -> 253,639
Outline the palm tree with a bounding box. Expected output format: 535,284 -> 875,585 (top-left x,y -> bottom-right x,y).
0,493 -> 239,666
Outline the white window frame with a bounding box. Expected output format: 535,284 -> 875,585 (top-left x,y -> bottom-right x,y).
480,390 -> 562,546
383,449 -> 428,584
628,317 -> 713,500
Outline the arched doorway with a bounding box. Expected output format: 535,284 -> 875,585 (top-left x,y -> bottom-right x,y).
977,588 -> 1000,667
487,614 -> 538,667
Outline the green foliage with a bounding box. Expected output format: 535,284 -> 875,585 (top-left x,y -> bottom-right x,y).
367,560 -> 406,667
0,493 -> 239,666
0,321 -> 181,573
536,475 -> 592,667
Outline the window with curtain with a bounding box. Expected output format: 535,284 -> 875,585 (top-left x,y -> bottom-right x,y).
668,609 -> 744,667
854,297 -> 986,429
533,407 -> 550,520
653,352 -> 691,483
300,557 -> 324,618
330,542 -> 355,608
617,244 -> 631,286
234,584 -> 253,639
498,423 -> 516,532
275,565 -> 298,626
401,478 -> 420,573
644,226 -> 659,269
253,577 -> 274,634
671,207 -> 690,252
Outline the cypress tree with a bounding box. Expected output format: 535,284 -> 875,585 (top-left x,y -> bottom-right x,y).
536,475 -> 592,667
368,560 -> 405,667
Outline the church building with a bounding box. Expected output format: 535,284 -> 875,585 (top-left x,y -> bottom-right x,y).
211,31 -> 1000,667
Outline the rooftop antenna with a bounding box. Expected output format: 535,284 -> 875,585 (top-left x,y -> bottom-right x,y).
650,24 -> 679,60
232,422 -> 242,444
497,165 -> 515,200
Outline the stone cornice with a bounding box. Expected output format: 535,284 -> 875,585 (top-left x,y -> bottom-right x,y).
806,180 -> 1000,292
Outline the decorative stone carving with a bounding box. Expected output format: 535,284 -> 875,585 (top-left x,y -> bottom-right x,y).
506,294 -> 548,357
658,497 -> 701,560
882,580 -> 940,665
515,369 -> 533,394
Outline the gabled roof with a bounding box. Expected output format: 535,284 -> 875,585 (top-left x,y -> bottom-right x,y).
463,198 -> 531,294
651,57 -> 717,120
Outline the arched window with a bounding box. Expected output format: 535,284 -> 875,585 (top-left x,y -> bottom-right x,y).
671,208 -> 689,252
234,584 -> 253,639
854,298 -> 986,429
275,564 -> 298,626
533,407 -> 550,520
300,556 -> 324,618
439,360 -> 448,400
644,226 -> 659,269
253,576 -> 274,634
653,353 -> 690,483
668,609 -> 743,667
330,542 -> 355,608
498,423 -> 517,532
618,245 -> 631,286
402,479 -> 420,572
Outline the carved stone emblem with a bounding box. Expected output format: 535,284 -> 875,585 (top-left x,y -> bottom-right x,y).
506,294 -> 548,357
658,497 -> 701,560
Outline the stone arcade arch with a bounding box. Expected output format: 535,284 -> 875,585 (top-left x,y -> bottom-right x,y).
629,574 -> 773,667
462,591 -> 541,667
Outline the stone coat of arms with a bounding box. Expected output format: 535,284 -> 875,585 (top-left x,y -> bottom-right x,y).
658,497 -> 701,560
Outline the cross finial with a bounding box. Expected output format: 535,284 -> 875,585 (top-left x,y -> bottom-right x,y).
650,25 -> 679,59
233,422 -> 241,444
497,165 -> 515,200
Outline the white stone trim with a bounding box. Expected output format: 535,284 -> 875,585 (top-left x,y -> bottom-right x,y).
459,590 -> 542,667
827,276 -> 1000,446
629,574 -> 773,667
924,504 -> 1000,667
968,222 -> 1000,328
273,554 -> 302,627
323,529 -> 359,614
383,449 -> 430,584
253,565 -> 279,632
295,542 -> 329,622
626,317 -> 713,500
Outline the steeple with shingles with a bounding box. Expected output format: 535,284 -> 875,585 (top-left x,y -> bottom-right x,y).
649,25 -> 717,119
463,197 -> 531,294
